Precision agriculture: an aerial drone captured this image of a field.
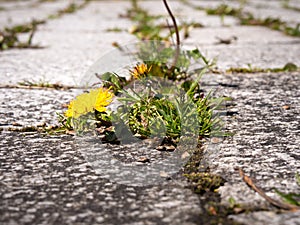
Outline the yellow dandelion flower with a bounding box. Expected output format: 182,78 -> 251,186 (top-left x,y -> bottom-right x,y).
65,100 -> 75,118
130,63 -> 152,79
64,88 -> 114,118
94,88 -> 114,112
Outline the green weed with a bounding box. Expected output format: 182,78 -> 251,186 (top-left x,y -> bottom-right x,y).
106,27 -> 124,32
206,4 -> 242,17
201,3 -> 300,37
0,20 -> 42,50
17,80 -> 71,90
124,5 -> 166,41
226,63 -> 299,74
48,1 -> 89,19
62,0 -> 224,144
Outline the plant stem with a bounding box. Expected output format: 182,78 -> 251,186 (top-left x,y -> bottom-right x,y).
162,0 -> 180,75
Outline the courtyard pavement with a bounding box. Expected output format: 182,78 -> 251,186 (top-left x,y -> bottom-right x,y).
0,1 -> 299,224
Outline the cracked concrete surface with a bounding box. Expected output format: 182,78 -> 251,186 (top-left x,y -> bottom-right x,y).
0,0 -> 300,224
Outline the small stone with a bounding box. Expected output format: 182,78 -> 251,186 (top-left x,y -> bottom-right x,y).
12,122 -> 22,126
233,207 -> 244,214
137,156 -> 150,163
165,145 -> 176,151
160,171 -> 169,178
60,143 -> 66,148
66,130 -> 75,135
3,193 -> 15,198
36,122 -> 46,127
27,208 -> 37,213
22,214 -> 35,223
156,145 -> 176,151
14,165 -> 24,171
211,137 -> 223,143
282,105 -> 290,110
96,217 -> 105,223
156,146 -> 165,151
37,201 -> 56,206
66,203 -> 73,208
181,151 -> 190,159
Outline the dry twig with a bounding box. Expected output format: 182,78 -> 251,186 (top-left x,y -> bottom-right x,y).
238,168 -> 300,211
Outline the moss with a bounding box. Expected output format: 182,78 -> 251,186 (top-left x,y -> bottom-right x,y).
5,20 -> 45,33
106,27 -> 124,32
0,19 -> 43,50
226,63 -> 299,74
201,3 -> 300,37
183,146 -> 225,193
182,146 -> 245,224
184,172 -> 225,194
17,80 -> 73,90
48,1 -> 90,19
206,4 -> 242,17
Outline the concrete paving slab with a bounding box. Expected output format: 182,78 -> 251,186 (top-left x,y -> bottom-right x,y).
0,88 -> 75,128
185,26 -> 300,45
0,131 -> 202,225
0,1 -> 137,86
0,0 -> 38,10
288,0 -> 300,9
202,42 -> 300,69
139,0 -> 240,27
0,0 -> 71,29
189,0 -> 300,27
201,71 -> 300,224
230,211 -> 300,225
242,3 -> 300,27
188,0 -> 242,10
184,25 -> 300,70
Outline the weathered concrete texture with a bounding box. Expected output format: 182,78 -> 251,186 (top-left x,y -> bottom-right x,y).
185,26 -> 300,45
140,0 -> 300,70
138,0 -> 240,27
203,42 -> 300,69
244,0 -> 300,27
0,0 -> 71,29
184,25 -> 300,69
189,0 -> 300,27
229,211 -> 300,225
288,0 -> 300,9
202,72 -> 300,224
188,0 -> 242,12
0,0 -> 300,224
0,88 -> 76,128
0,131 -> 202,225
0,1 -> 137,86
1,0 -> 300,86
